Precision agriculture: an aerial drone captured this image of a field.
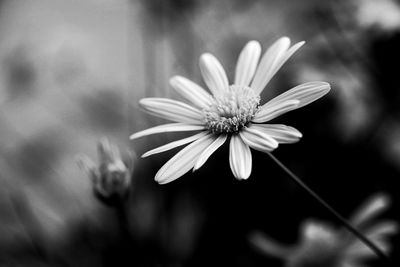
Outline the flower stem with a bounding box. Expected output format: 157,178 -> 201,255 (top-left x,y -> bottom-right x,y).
267,152 -> 391,263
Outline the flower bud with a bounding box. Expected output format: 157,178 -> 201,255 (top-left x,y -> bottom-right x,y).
78,138 -> 134,204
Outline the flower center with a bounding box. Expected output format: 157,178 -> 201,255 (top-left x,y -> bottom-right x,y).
203,85 -> 260,133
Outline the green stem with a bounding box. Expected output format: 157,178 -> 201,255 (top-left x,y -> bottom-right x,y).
267,152 -> 391,264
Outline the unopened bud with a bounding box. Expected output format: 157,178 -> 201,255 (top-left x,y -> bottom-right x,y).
78,138 -> 134,204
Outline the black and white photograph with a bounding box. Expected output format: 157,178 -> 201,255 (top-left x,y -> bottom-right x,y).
0,0 -> 399,266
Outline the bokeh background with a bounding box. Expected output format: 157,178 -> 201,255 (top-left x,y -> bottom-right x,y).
0,0 -> 399,266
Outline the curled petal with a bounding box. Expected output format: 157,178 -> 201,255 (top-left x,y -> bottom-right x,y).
234,40 -> 262,87
251,37 -> 291,95
139,98 -> 203,124
253,100 -> 300,123
265,82 -> 331,110
250,124 -> 302,144
130,123 -> 205,140
273,41 -> 305,78
142,132 -> 208,158
240,127 -> 279,153
170,76 -> 213,109
251,38 -> 305,95
199,53 -> 229,96
194,134 -> 227,171
229,135 -> 252,180
155,133 -> 215,184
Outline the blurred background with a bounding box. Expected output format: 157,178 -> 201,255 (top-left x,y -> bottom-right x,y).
0,0 -> 399,266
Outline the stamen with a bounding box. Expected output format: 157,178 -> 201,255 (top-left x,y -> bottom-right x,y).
203,85 -> 260,133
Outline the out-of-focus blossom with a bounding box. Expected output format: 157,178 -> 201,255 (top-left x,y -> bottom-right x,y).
130,37 -> 330,184
355,0 -> 400,32
249,193 -> 398,267
78,138 -> 134,203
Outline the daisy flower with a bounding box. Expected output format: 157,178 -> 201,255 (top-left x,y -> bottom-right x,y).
130,37 -> 330,184
249,193 -> 398,267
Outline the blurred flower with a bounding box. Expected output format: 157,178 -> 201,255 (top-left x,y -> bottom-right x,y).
355,0 -> 400,32
78,138 -> 134,203
249,193 -> 398,267
131,37 -> 330,184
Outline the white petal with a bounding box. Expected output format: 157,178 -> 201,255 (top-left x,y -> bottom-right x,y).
142,132 -> 208,158
193,134 -> 227,171
252,100 -> 300,123
350,194 -> 390,228
155,133 -> 215,184
239,126 -> 279,153
234,40 -> 262,87
169,76 -> 213,109
229,134 -> 252,180
199,53 -> 229,96
273,41 -> 305,77
250,124 -> 302,144
283,41 -> 305,60
265,82 -> 331,110
130,123 -> 205,140
140,98 -> 203,124
251,37 -> 291,95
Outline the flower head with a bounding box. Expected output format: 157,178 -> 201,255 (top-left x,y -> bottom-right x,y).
78,138 -> 134,203
249,193 -> 398,267
131,37 -> 331,184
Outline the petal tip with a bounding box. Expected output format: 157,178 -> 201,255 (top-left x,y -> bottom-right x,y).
321,81 -> 331,87
138,98 -> 149,107
272,142 -> 279,149
318,82 -> 331,95
297,40 -> 306,46
234,173 -> 251,180
155,174 -> 167,184
326,83 -> 331,92
200,53 -> 213,62
247,40 -> 262,48
169,75 -> 186,84
193,160 -> 202,172
278,36 -> 291,46
169,76 -> 178,85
